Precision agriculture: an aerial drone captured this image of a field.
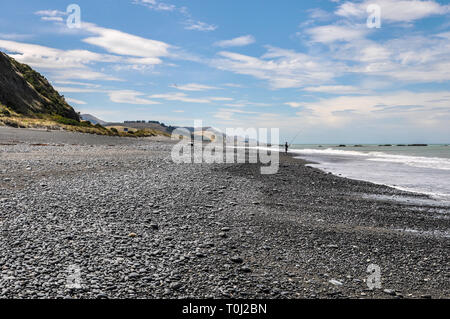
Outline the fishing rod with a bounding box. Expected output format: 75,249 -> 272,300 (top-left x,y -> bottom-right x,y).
288,130 -> 302,147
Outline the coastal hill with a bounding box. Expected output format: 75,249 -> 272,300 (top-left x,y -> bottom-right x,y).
106,120 -> 175,133
0,51 -> 168,138
0,52 -> 79,120
80,114 -> 108,126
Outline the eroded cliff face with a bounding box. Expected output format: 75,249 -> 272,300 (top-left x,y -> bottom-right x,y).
0,52 -> 79,120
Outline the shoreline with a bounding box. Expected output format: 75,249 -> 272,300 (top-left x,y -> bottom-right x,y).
286,146 -> 450,204
303,160 -> 450,205
0,127 -> 449,299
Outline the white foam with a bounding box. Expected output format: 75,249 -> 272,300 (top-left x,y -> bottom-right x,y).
366,153 -> 450,170
290,148 -> 369,157
291,148 -> 450,171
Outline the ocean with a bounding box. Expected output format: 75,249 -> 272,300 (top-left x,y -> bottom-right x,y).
288,144 -> 450,203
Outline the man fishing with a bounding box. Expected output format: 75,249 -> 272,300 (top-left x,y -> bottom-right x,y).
285,142 -> 289,154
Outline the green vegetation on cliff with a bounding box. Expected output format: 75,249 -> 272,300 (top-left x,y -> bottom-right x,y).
0,52 -> 79,121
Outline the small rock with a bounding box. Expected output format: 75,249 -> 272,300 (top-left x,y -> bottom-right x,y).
240,266 -> 252,273
128,272 -> 140,279
327,291 -> 342,296
170,282 -> 182,290
329,279 -> 343,286
128,232 -> 137,238
230,256 -> 243,263
383,289 -> 396,296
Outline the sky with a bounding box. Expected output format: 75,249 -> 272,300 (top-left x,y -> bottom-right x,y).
0,0 -> 449,143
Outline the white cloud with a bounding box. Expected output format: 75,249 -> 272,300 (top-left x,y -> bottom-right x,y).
109,90 -> 160,105
0,40 -> 118,69
33,17 -> 182,73
146,92 -> 232,104
53,80 -> 101,88
214,35 -> 255,47
55,86 -> 106,93
149,92 -> 211,103
52,69 -> 121,81
299,8 -> 334,27
223,100 -> 271,107
223,103 -> 247,107
112,63 -> 156,72
209,97 -> 234,101
34,10 -> 66,17
336,0 -> 450,23
213,108 -> 258,120
1,16 -> 204,83
213,46 -> 339,89
303,85 -> 368,94
333,33 -> 450,82
65,97 -> 87,105
82,23 -> 171,65
287,90 -> 450,127
34,9 -> 67,23
437,31 -> 450,39
261,91 -> 449,143
212,27 -> 450,89
36,10 -> 202,68
285,102 -> 303,108
309,8 -> 333,20
133,0 -> 217,33
0,33 -> 32,40
34,17 -> 175,63
223,83 -> 244,88
185,20 -> 217,32
0,39 -> 121,81
170,83 -> 219,91
133,0 -> 176,11
41,17 -> 64,22
306,24 -> 368,43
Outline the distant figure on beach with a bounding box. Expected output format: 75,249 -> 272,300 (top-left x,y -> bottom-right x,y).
285,142 -> 288,154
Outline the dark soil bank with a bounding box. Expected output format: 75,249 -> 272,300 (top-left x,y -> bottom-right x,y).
0,127 -> 448,299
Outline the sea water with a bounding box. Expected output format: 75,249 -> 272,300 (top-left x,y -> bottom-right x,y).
289,144 -> 450,203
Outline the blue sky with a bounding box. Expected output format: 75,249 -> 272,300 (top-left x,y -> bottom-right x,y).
0,0 -> 449,143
